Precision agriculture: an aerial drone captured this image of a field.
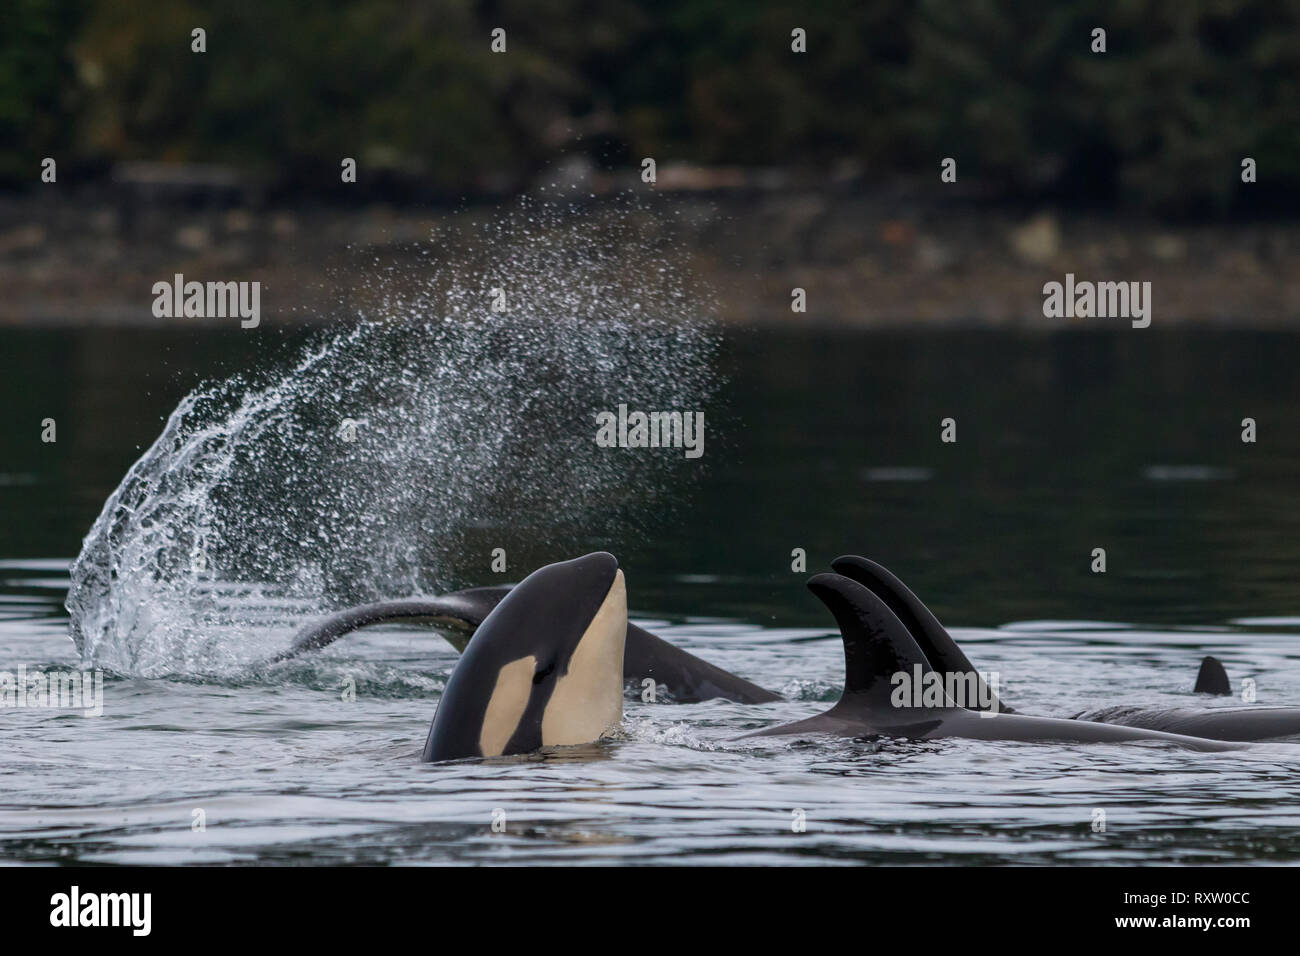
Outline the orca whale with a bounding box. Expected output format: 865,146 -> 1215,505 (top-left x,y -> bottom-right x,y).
1070,653 -> 1300,741
422,552 -> 627,761
416,553 -> 1242,756
276,552 -> 1300,742
745,572 -> 1245,751
830,555 -> 1300,743
279,585 -> 779,703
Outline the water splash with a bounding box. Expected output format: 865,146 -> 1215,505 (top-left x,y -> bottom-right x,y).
66,199 -> 719,677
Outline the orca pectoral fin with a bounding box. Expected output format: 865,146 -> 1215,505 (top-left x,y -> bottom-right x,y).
268,593 -> 509,665
1194,655 -> 1232,695
270,588 -> 783,705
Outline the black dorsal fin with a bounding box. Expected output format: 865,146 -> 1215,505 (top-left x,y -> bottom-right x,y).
807,572 -> 947,706
830,555 -> 1011,713
1194,655 -> 1231,695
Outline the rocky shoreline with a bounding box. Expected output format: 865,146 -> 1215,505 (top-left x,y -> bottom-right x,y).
3,185 -> 1298,328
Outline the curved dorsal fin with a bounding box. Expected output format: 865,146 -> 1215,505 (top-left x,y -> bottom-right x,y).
807,572 -> 944,706
1194,655 -> 1231,695
830,555 -> 1011,713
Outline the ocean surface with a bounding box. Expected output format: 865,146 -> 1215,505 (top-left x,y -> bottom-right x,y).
3,326 -> 1300,865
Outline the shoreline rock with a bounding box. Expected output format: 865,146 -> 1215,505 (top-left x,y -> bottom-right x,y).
3,188 -> 1297,328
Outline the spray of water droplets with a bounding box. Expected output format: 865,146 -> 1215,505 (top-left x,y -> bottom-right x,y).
66,198 -> 720,677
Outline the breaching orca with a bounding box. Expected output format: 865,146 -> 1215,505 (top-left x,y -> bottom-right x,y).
422,552 -> 627,762
745,572 -> 1244,751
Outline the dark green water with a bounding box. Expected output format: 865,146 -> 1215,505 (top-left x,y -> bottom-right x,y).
3,325 -> 1300,865
6,325 -> 1296,624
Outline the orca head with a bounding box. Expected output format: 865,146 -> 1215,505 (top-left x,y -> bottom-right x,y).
422,552 -> 626,762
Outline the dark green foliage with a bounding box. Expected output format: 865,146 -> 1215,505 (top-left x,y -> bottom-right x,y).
0,0 -> 82,182
2,0 -> 1297,210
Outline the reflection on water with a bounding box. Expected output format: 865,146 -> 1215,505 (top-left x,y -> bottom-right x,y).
2,326 -> 1300,864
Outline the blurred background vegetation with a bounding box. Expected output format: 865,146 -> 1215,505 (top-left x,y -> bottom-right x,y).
3,0 -> 1300,215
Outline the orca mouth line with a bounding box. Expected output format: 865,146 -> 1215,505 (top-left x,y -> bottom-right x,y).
274,552 -> 1300,758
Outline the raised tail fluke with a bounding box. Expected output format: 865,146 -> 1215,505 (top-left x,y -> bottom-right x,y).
1194,655 -> 1232,695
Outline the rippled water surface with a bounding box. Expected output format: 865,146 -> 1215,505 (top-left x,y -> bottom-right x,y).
3,327 -> 1300,864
